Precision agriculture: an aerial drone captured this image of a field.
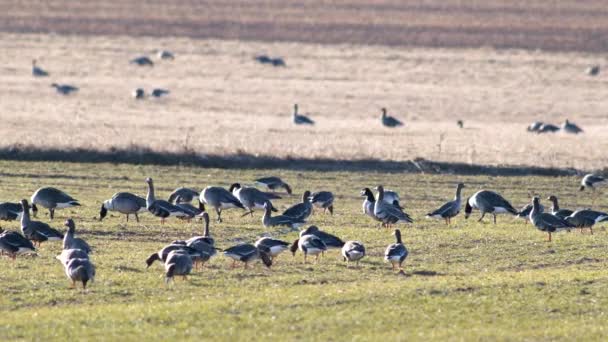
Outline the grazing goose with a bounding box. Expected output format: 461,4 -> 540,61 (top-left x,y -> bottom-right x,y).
254,176 -> 292,194
56,248 -> 89,265
130,56 -> 154,66
527,121 -> 543,132
373,185 -> 413,228
289,225 -> 344,256
32,59 -> 49,77
200,186 -> 245,222
530,197 -> 574,242
310,191 -> 335,215
384,229 -> 408,272
167,187 -> 200,204
20,199 -> 63,246
31,187 -> 80,220
426,183 -> 465,224
0,228 -> 36,259
547,195 -> 573,219
145,178 -> 192,223
516,202 -> 544,224
64,257 -> 95,289
292,104 -> 315,125
254,237 -> 290,260
185,213 -> 217,268
132,88 -> 145,99
341,241 -> 366,267
164,250 -> 193,283
254,55 -> 272,64
586,65 -> 600,76
151,88 -> 170,98
0,202 -> 24,221
263,202 -> 305,229
157,50 -> 175,60
271,57 -> 286,67
464,190 -> 518,224
562,119 -> 583,134
282,190 -> 312,220
230,183 -> 278,216
580,174 -> 605,191
51,83 -> 78,95
565,210 -> 608,234
100,192 -> 147,222
223,243 -> 272,269
381,108 -> 403,128
146,244 -> 201,268
63,219 -> 92,254
297,234 -> 327,264
537,123 -> 560,133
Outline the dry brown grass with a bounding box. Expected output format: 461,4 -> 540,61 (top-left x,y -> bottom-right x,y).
1,33 -> 608,169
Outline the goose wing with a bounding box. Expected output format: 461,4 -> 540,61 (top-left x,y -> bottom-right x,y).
478,191 -> 518,214
385,243 -> 408,259
427,200 -> 456,217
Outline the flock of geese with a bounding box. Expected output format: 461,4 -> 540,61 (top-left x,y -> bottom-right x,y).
1,172 -> 607,288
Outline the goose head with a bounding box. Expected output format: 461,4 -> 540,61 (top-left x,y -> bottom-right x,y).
145,177 -> 153,185
258,246 -> 273,268
301,225 -> 319,236
283,183 -> 292,195
293,104 -> 298,115
64,218 -> 76,234
302,190 -> 311,202
393,229 -> 402,244
99,201 -> 109,221
464,197 -> 472,219
374,185 -> 385,201
229,183 -> 241,192
381,108 -> 387,118
20,199 -> 30,211
290,239 -> 299,256
547,195 -> 558,205
145,253 -> 160,268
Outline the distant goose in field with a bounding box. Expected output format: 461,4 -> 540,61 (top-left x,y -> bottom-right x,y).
282,190 -> 312,220
565,210 -> 608,234
296,234 -> 327,264
586,65 -> 600,76
63,219 -> 91,253
64,257 -> 95,289
374,185 -> 413,227
51,83 -> 78,95
529,197 -> 574,242
464,190 -> 518,224
426,183 -> 465,224
132,88 -> 145,99
516,202 -> 544,223
145,178 -> 192,223
230,183 -> 278,216
537,123 -> 560,133
527,121 -> 543,132
31,187 -> 80,220
167,187 -> 200,204
32,59 -> 49,77
99,192 -> 147,222
254,176 -> 292,194
56,248 -> 89,266
130,56 -> 154,66
157,50 -> 175,60
580,174 -> 605,191
200,186 -> 245,222
263,202 -> 305,229
0,228 -> 36,260
562,119 -> 583,134
457,120 -> 464,129
310,191 -> 335,215
254,237 -> 290,260
381,108 -> 403,128
146,243 -> 202,268
546,195 -> 573,219
254,55 -> 285,67
20,199 -> 63,246
223,243 -> 273,269
292,104 -> 315,125
271,57 -> 286,67
0,202 -> 23,221
341,241 -> 366,267
151,88 -> 170,98
385,229 -> 408,272
164,250 -> 192,283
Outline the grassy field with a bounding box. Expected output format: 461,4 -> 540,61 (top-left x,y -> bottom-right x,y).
1,160 -> 608,340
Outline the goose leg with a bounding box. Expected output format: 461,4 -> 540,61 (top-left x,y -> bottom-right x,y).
478,213 -> 486,222
547,232 -> 552,242
493,214 -> 497,224
135,213 -> 140,223
50,209 -> 55,220
126,214 -> 129,222
303,253 -> 307,264
328,205 -> 334,215
216,208 -> 222,223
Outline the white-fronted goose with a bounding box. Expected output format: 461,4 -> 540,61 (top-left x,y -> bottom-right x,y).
565,210 -> 608,234
132,88 -> 145,99
464,190 -> 518,224
51,83 -> 78,95
263,202 -> 305,229
586,65 -> 600,76
254,237 -> 289,260
31,187 -> 80,220
151,88 -> 169,98
130,56 -> 154,66
56,248 -> 89,266
223,243 -> 272,269
145,178 -> 192,223
200,186 -> 245,222
157,50 -> 175,60
185,213 -> 217,268
562,119 -> 583,134
64,257 -> 95,289
530,197 -> 574,241
426,183 -> 465,224
310,191 -> 334,215
341,241 -> 366,267
384,229 -> 408,272
580,174 -> 605,191
230,183 -> 278,216
381,108 -> 403,128
63,219 -> 92,254
0,202 -> 23,221
167,187 -> 200,204
297,234 -> 327,264
546,195 -> 573,219
164,250 -> 192,283
32,59 -> 49,77
20,199 -> 63,246
146,243 -> 201,268
100,192 -> 147,222
254,176 -> 292,194
292,104 -> 315,125
282,190 -> 312,220
373,185 -> 413,227
0,228 -> 36,260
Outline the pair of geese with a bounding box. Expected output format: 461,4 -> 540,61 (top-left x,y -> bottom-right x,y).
32,60 -> 79,95
292,105 -> 404,128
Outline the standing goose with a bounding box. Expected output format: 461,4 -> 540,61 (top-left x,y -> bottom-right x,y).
145,178 -> 192,223
0,202 -> 24,221
562,119 -> 583,134
64,257 -> 95,289
373,185 -> 413,228
565,210 -> 608,234
310,191 -> 335,215
516,202 -> 544,224
164,250 -> 192,283
297,234 -> 327,264
223,243 -> 273,269
546,195 -> 573,219
200,186 -> 245,222
254,237 -> 290,260
341,241 -> 366,267
379,189 -> 402,208
31,187 -> 80,220
292,104 -> 315,125
464,190 -> 518,224
51,83 -> 78,95
157,50 -> 175,60
384,229 -> 408,272
130,56 -> 154,66
0,228 -> 36,260
580,174 -> 605,191
381,108 -> 403,128
262,202 -> 305,229
426,183 -> 465,224
185,213 -> 217,268
63,219 -> 92,254
230,183 -> 278,216
151,88 -> 170,98
99,192 -> 147,222
145,243 -> 201,268
254,176 -> 292,195
282,190 -> 313,220
20,199 -> 63,246
360,188 -> 381,221
32,59 -> 49,77
529,197 -> 574,242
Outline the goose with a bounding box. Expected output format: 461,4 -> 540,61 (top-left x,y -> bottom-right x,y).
130,56 -> 154,66
99,192 -> 147,222
360,188 -> 381,221
562,119 -> 583,134
63,219 -> 92,253
132,88 -> 145,99
0,202 -> 24,221
254,55 -> 272,64
230,183 -> 278,216
271,57 -> 286,67
289,225 -> 344,256
262,202 -> 305,229
464,190 -> 518,224
0,228 -> 36,260
51,83 -> 78,95
527,121 -> 543,132
297,234 -> 327,264
164,250 -> 193,283
310,191 -> 335,215
32,59 -> 49,77
282,190 -> 312,220
537,123 -> 560,133
56,248 -> 89,266
586,65 -> 600,76
146,243 -> 201,268
175,202 -> 205,219
565,210 -> 608,234
530,197 -> 574,242
186,212 -> 214,247
20,199 -> 63,246
341,241 -> 366,267
223,243 -> 273,269
516,202 -> 544,224
200,186 -> 245,222
373,185 -> 413,228
292,104 -> 315,125
580,174 -> 605,191
546,195 -> 573,219
157,50 -> 175,60
254,176 -> 292,194
457,120 -> 464,129
64,257 -> 95,289
151,88 -> 170,98
381,108 -> 403,128
145,178 -> 192,223
426,183 -> 465,224
254,237 -> 290,260
379,189 -> 401,208
385,229 -> 408,272
167,187 -> 200,204
185,213 -> 217,268
31,187 -> 80,220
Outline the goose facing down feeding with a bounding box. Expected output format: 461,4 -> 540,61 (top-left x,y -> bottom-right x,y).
51,83 -> 78,95
164,250 -> 192,283
385,229 -> 408,272
529,197 -> 574,242
373,185 -> 413,228
63,219 -> 92,254
254,176 -> 292,194
565,210 -> 608,234
426,183 -> 465,224
32,59 -> 49,77
132,88 -> 145,99
254,237 -> 289,259
145,178 -> 192,223
262,202 -> 305,229
146,244 -> 202,268
31,187 -> 80,220
223,243 -> 273,269
130,56 -> 154,66
297,234 -> 327,264
167,188 -> 200,204
546,195 -> 573,219
0,229 -> 36,260
282,191 -> 312,220
0,202 -> 24,221
100,192 -> 147,222
580,174 -> 605,191
586,65 -> 600,76
381,108 -> 403,128
292,104 -> 315,125
20,199 -> 64,246
200,186 -> 245,223
464,190 -> 518,224
65,257 -> 96,289
310,191 -> 335,215
151,88 -> 170,98
516,202 -> 544,224
230,183 -> 278,216
341,241 -> 366,267
562,119 -> 583,134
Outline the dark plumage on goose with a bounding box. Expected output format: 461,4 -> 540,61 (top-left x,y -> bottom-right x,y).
292,104 -> 315,125
200,186 -> 245,222
20,199 -> 63,246
373,185 -> 413,228
426,183 -> 465,225
384,229 -> 408,272
223,243 -> 273,269
562,119 -> 583,134
464,190 -> 518,224
309,191 -> 334,215
546,195 -> 573,219
341,241 -> 366,267
130,56 -> 154,66
381,108 -> 403,127
145,178 -> 192,224
51,83 -> 78,95
580,174 -> 605,191
0,202 -> 24,221
565,210 -> 608,234
0,228 -> 36,260
282,190 -> 312,220
30,186 -> 80,220
254,176 -> 292,194
529,197 -> 574,242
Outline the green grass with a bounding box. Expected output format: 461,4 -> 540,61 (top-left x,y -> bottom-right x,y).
1,160 -> 608,341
